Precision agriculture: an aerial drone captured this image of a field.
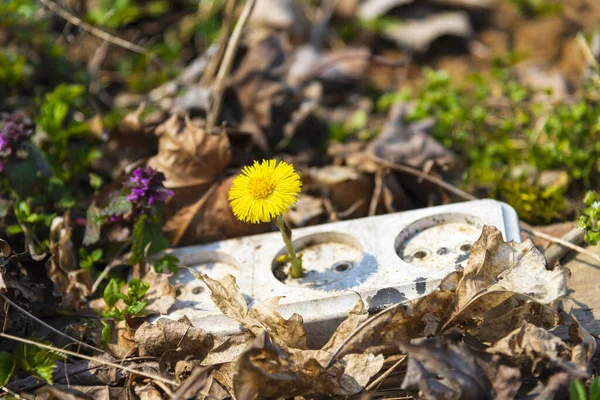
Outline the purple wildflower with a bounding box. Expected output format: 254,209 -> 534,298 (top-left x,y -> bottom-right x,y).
0,112 -> 34,171
125,167 -> 174,208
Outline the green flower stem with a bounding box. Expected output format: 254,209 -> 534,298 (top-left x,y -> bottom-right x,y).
275,215 -> 303,279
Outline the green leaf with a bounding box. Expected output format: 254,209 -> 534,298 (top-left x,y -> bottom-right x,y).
100,321 -> 111,347
130,215 -> 169,265
14,341 -> 65,385
103,279 -> 126,308
91,248 -> 103,262
89,172 -> 103,190
125,301 -> 147,316
127,279 -> 149,304
0,352 -> 15,386
591,377 -> 600,400
570,380 -> 587,400
6,224 -> 23,235
153,254 -> 179,273
5,158 -> 38,197
100,195 -> 132,217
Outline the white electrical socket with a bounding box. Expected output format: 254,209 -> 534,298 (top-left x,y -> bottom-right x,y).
163,199 -> 520,347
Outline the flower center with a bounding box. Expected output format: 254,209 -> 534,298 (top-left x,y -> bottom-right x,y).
249,176 -> 275,200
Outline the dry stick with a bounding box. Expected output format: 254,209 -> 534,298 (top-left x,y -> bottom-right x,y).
521,224 -> 600,262
372,155 -> 600,263
0,333 -> 179,387
37,0 -> 148,54
0,293 -> 104,354
1,386 -> 26,400
368,168 -> 384,217
364,355 -> 407,392
369,156 -> 477,201
200,0 -> 237,85
206,0 -> 257,133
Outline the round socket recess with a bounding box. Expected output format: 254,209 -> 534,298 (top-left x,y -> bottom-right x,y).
395,213 -> 485,271
272,232 -> 366,291
170,251 -> 241,312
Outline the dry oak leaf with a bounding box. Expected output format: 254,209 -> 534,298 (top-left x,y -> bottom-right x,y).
488,321 -> 589,378
400,337 -> 521,400
440,225 -> 567,332
142,270 -> 178,315
327,226 -> 568,363
201,274 -> 308,349
134,317 -> 213,359
233,331 -> 383,399
148,114 -> 231,189
162,175 -> 268,247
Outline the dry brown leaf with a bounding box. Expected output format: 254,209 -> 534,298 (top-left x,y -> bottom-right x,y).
327,226 -> 568,364
110,319 -> 138,358
0,242 -> 55,336
134,317 -> 213,359
148,114 -> 231,188
133,383 -> 162,400
229,35 -> 293,152
163,175 -> 268,246
368,102 -> 458,172
249,0 -> 310,44
233,331 -> 383,399
400,337 -> 521,400
328,276 -> 459,362
304,165 -> 374,218
440,226 -> 567,331
201,274 -> 308,349
201,274 -> 248,322
142,271 -> 177,315
49,215 -> 92,310
488,322 -> 588,378
247,296 -> 308,349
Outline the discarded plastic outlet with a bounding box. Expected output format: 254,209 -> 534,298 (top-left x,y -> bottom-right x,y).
164,199 -> 520,347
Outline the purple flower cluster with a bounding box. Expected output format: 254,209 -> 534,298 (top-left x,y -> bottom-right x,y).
126,167 -> 174,208
0,112 -> 34,172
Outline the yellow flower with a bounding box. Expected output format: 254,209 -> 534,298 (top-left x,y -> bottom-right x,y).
229,159 -> 302,224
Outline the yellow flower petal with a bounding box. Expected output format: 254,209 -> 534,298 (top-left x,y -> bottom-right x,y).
228,159 -> 302,224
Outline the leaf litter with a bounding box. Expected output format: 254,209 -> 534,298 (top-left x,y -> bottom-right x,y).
2,0 -> 600,397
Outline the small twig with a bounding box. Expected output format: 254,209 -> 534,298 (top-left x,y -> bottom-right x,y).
521,224 -> 600,263
1,386 -> 26,400
37,0 -> 148,55
577,32 -> 599,69
0,333 -> 178,387
365,355 -> 407,391
0,293 -> 104,354
369,168 -> 384,217
369,155 -> 477,202
201,0 -> 237,85
206,0 -> 257,132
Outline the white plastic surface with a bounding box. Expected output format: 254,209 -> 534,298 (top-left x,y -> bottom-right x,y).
164,199 -> 520,347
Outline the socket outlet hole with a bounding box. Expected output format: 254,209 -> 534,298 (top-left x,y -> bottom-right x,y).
272,232 -> 365,290
395,213 -> 484,270
332,261 -> 352,272
168,251 -> 242,311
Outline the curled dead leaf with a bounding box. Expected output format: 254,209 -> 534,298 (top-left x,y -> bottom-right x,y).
233,331 -> 383,399
148,114 -> 231,189
134,317 -> 213,359
401,337 -> 521,400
